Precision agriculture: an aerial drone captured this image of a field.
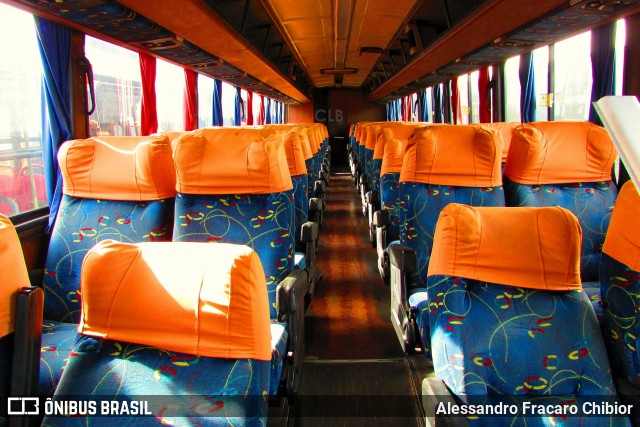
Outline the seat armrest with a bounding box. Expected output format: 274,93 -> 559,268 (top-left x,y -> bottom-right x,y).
314,180 -> 326,200
11,286 -> 44,397
388,244 -> 416,273
300,221 -> 319,243
276,269 -> 308,397
309,197 -> 323,225
300,221 -> 319,297
373,209 -> 390,227
422,378 -> 469,427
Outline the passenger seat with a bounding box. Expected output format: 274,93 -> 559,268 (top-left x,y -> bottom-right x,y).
40,135 -> 176,395
424,203 -> 629,426
42,240 -> 272,426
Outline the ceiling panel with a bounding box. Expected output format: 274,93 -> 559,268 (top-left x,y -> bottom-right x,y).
264,0 -> 420,88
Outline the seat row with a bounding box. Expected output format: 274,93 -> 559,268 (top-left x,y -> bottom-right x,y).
349,120 -> 640,425
1,122 -> 330,425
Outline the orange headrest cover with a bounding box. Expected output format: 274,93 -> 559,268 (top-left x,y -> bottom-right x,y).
379,126 -> 418,176
603,181 -> 640,271
58,136 -> 176,201
428,204 -> 582,291
173,128 -> 293,195
400,125 -> 503,187
0,215 -> 30,337
79,240 -> 271,361
480,122 -> 519,163
504,121 -> 617,184
373,123 -> 418,160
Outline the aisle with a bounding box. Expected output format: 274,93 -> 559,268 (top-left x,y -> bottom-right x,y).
295,169 -> 425,427
304,170 -> 403,359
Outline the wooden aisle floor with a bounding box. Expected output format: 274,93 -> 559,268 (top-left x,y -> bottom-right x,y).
295,169 -> 429,427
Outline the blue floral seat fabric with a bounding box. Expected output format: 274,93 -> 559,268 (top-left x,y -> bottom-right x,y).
601,182 -> 640,386
44,197 -> 175,323
40,136 -> 176,396
42,240 -> 273,427
38,320 -> 79,396
172,128 -> 306,398
503,122 -> 618,283
427,204 -> 628,426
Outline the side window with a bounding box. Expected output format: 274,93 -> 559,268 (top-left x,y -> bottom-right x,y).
533,46 -> 549,122
0,4 -> 45,216
198,74 -> 214,128
553,31 -> 592,121
504,56 -> 521,122
156,59 -> 184,132
85,37 -> 142,136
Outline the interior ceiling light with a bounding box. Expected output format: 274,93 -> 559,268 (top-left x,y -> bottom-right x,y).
320,68 -> 358,75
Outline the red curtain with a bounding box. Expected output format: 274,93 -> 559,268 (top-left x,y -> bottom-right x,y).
139,53 -> 158,136
450,77 -> 462,124
183,69 -> 198,131
478,67 -> 491,123
257,95 -> 265,125
404,95 -> 412,121
246,91 -> 254,125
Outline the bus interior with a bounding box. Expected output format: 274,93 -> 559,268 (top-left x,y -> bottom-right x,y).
1,0 -> 640,426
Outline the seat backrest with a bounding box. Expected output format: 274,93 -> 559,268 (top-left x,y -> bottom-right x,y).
601,181 -> 640,385
262,127 -> 310,245
503,121 -> 618,281
172,128 -> 295,319
428,204 -> 617,401
45,240 -> 271,424
479,121 -> 519,163
0,214 -> 31,402
44,136 -> 176,323
378,125 -> 419,242
399,124 -> 505,288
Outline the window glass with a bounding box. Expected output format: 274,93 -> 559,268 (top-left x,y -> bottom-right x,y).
198,74 -> 213,128
156,59 -> 184,132
553,31 -> 592,120
221,81 -> 236,126
469,71 -> 479,123
504,56 -> 521,122
0,4 -> 45,215
458,74 -> 470,124
533,45 -> 549,122
86,36 -> 141,136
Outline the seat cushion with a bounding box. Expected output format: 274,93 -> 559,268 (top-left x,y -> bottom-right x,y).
41,336 -> 270,426
39,320 -> 78,396
270,321 -> 288,396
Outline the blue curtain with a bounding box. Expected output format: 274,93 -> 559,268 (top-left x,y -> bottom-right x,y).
418,90 -> 430,122
385,103 -> 391,121
395,99 -> 402,121
212,79 -> 223,126
433,85 -> 443,123
265,98 -> 272,124
519,51 -> 536,122
280,102 -> 285,123
35,17 -> 72,228
233,86 -> 242,126
274,101 -> 281,124
589,22 -> 616,125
